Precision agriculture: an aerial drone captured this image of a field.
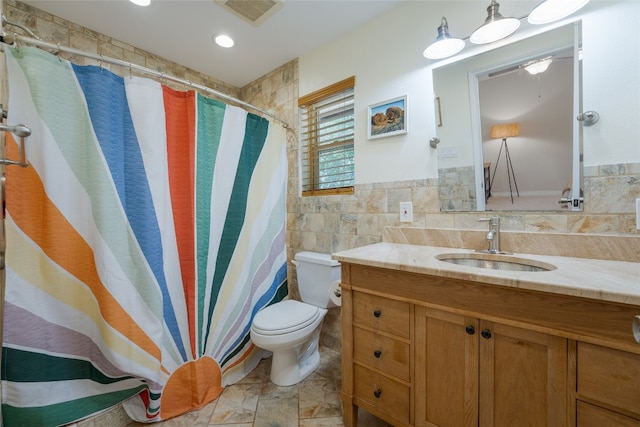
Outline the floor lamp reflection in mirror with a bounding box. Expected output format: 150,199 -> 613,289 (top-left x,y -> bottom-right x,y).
489,122 -> 520,204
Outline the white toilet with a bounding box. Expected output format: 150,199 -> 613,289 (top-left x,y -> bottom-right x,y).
250,251 -> 341,386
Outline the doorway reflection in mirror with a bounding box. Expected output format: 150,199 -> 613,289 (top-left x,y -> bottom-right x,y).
479,47 -> 573,212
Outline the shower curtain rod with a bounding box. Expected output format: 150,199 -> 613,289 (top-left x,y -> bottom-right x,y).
1,33 -> 290,129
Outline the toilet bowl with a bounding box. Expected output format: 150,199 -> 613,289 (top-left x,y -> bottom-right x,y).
251,300 -> 327,386
250,251 -> 341,386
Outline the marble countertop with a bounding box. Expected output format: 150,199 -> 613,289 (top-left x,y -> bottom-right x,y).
332,242 -> 640,306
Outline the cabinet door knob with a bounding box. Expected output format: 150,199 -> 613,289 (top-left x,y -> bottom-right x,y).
374,350 -> 382,358
465,325 -> 475,335
373,388 -> 382,398
481,329 -> 492,339
373,310 -> 382,318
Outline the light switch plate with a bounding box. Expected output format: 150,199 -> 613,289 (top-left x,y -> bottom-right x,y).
400,201 -> 413,223
440,146 -> 457,158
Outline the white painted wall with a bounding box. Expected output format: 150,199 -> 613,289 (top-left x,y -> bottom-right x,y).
299,1 -> 439,185
582,1 -> 640,166
299,0 -> 640,184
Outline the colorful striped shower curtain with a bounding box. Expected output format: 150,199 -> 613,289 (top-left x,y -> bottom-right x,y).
1,46 -> 288,426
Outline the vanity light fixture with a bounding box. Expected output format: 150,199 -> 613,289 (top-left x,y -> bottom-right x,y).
470,0 -> 520,45
214,34 -> 235,48
129,0 -> 151,6
422,0 -> 590,60
423,17 -> 465,60
528,0 -> 590,25
523,56 -> 553,75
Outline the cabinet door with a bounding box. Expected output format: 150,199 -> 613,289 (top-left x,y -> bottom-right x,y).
478,321 -> 567,427
416,307 -> 478,427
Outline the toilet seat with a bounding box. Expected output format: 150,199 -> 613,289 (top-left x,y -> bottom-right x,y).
252,300 -> 321,336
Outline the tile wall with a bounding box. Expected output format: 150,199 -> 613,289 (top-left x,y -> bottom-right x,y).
438,165 -> 477,211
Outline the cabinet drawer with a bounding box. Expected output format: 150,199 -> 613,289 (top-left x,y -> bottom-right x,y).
352,292 -> 410,339
577,401 -> 640,427
353,327 -> 410,381
577,342 -> 640,417
353,364 -> 410,424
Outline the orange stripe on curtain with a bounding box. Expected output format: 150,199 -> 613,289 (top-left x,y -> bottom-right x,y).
4,134 -> 163,363
163,86 -> 197,359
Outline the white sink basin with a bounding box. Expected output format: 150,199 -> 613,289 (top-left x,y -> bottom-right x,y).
435,253 -> 556,272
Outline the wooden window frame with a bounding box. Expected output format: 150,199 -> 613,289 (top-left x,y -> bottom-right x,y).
299,76 -> 355,197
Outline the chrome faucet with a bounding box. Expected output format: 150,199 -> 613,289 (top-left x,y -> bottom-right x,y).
477,217 -> 510,254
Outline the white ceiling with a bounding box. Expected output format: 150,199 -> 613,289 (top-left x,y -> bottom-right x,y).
21,0 -> 405,88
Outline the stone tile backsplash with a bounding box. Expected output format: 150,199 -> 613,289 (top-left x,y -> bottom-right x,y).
291,162 -> 639,259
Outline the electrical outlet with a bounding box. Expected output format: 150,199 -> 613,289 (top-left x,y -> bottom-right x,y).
636,198 -> 640,230
400,201 -> 413,223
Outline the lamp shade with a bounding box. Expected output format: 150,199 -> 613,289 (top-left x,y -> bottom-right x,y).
470,0 -> 520,45
423,17 -> 465,59
490,123 -> 519,139
528,0 -> 590,25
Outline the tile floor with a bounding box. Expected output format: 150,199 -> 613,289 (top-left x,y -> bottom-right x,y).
122,347 -> 392,427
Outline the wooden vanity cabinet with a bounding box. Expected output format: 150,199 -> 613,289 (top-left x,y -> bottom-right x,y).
415,307 -> 567,427
340,262 -> 640,427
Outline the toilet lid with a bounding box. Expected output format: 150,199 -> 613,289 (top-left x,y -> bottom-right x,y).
252,300 -> 321,335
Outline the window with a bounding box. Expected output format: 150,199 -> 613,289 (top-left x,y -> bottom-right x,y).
299,76 -> 355,196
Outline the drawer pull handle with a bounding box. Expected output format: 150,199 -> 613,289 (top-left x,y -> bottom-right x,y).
374,350 -> 382,358
373,388 -> 382,398
373,310 -> 382,318
465,325 -> 475,335
481,329 -> 492,339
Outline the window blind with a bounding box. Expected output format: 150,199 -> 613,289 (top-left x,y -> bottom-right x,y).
299,76 -> 355,196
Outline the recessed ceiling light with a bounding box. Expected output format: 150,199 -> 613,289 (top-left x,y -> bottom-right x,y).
214,34 -> 235,48
129,0 -> 151,6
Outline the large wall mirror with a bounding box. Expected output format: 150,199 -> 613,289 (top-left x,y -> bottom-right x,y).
434,22 -> 583,212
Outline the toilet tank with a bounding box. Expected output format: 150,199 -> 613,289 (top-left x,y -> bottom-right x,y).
294,251 -> 341,308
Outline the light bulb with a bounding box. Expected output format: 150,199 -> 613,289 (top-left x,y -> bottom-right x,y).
214,34 -> 235,48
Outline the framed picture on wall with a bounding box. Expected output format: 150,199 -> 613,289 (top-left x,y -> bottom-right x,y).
367,95 -> 407,140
